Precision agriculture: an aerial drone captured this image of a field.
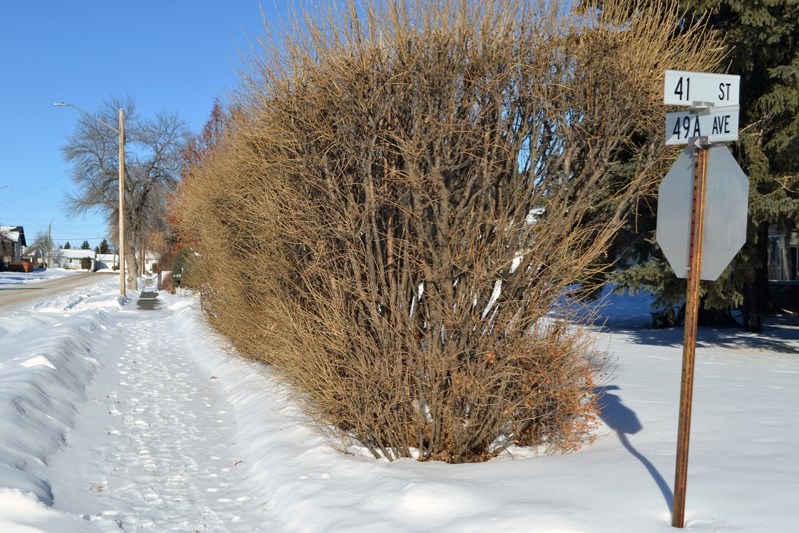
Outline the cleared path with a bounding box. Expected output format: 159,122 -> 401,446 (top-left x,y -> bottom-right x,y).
43,298 -> 269,531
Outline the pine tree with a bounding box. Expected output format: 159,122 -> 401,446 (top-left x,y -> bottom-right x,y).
80,240 -> 91,250
63,241 -> 71,249
613,0 -> 799,331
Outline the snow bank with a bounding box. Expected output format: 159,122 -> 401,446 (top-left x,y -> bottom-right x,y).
0,312 -> 117,502
0,278 -> 798,532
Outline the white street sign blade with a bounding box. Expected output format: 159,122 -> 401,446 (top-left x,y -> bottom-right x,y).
665,106 -> 739,145
664,70 -> 740,107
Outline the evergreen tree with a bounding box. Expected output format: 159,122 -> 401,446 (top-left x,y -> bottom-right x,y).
613,0 -> 799,331
98,238 -> 110,254
80,240 -> 91,250
63,241 -> 71,249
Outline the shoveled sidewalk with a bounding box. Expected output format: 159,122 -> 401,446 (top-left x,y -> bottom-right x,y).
136,275 -> 161,310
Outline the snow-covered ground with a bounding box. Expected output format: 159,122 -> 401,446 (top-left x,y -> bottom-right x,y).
0,275 -> 797,532
0,268 -> 85,287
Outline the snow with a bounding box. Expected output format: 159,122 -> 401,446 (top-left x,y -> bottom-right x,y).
0,276 -> 798,532
0,268 -> 83,287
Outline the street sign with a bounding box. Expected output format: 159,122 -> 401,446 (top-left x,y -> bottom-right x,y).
664,70 -> 740,107
662,69 -> 747,530
665,106 -> 739,145
656,144 -> 749,280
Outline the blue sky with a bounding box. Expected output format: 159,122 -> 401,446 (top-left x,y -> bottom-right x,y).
0,1 -> 286,250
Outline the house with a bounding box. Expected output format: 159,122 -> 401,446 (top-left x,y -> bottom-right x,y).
95,252 -> 160,273
768,227 -> 798,281
0,225 -> 27,271
51,248 -> 95,270
768,227 -> 799,313
94,253 -> 120,271
22,246 -> 44,269
141,251 -> 161,274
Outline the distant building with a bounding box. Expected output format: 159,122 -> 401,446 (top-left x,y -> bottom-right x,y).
51,248 -> 95,270
0,225 -> 27,271
93,251 -> 160,273
22,245 -> 44,269
142,251 -> 160,273
768,228 -> 798,281
94,253 -> 120,271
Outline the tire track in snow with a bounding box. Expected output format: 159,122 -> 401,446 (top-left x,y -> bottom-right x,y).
45,303 -> 270,532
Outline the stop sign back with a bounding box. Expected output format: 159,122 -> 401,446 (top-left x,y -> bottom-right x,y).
656,144 -> 749,281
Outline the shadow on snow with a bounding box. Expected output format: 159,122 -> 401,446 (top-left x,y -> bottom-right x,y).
595,385 -> 673,513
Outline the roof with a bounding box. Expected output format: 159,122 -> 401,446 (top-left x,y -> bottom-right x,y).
52,248 -> 96,259
0,225 -> 26,246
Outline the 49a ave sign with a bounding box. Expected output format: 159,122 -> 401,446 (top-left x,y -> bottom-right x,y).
665,106 -> 739,145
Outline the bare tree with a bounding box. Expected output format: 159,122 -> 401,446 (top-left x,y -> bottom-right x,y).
28,232 -> 54,267
62,97 -> 188,286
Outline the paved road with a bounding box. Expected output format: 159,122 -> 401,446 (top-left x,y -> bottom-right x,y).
0,272 -> 115,311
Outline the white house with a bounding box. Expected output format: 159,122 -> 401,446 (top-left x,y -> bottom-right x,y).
94,253 -> 120,271
22,246 -> 44,269
142,251 -> 161,273
94,251 -> 161,274
51,248 -> 95,270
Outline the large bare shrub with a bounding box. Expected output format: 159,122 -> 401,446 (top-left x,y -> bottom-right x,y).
178,0 -> 721,462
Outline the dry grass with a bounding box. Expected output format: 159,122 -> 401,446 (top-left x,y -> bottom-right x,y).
176,0 -> 721,462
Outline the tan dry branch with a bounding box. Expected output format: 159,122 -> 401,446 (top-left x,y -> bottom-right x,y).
177,0 -> 721,462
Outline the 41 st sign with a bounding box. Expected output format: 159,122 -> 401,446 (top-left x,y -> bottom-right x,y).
664,69 -> 740,106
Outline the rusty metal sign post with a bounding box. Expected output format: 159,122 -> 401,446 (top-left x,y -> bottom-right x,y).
657,141 -> 749,528
659,69 -> 745,529
671,144 -> 708,528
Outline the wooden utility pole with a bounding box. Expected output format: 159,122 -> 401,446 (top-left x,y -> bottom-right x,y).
118,108 -> 126,297
54,102 -> 127,296
671,145 -> 708,528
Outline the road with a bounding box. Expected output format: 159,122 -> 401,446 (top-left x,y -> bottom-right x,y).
0,272 -> 114,311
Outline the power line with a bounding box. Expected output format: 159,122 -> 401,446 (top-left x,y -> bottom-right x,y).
1,173 -> 67,201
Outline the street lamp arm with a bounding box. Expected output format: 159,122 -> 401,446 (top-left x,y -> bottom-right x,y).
54,102 -> 120,134
55,101 -> 127,297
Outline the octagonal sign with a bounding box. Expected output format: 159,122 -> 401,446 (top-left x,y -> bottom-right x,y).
656,145 -> 749,281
